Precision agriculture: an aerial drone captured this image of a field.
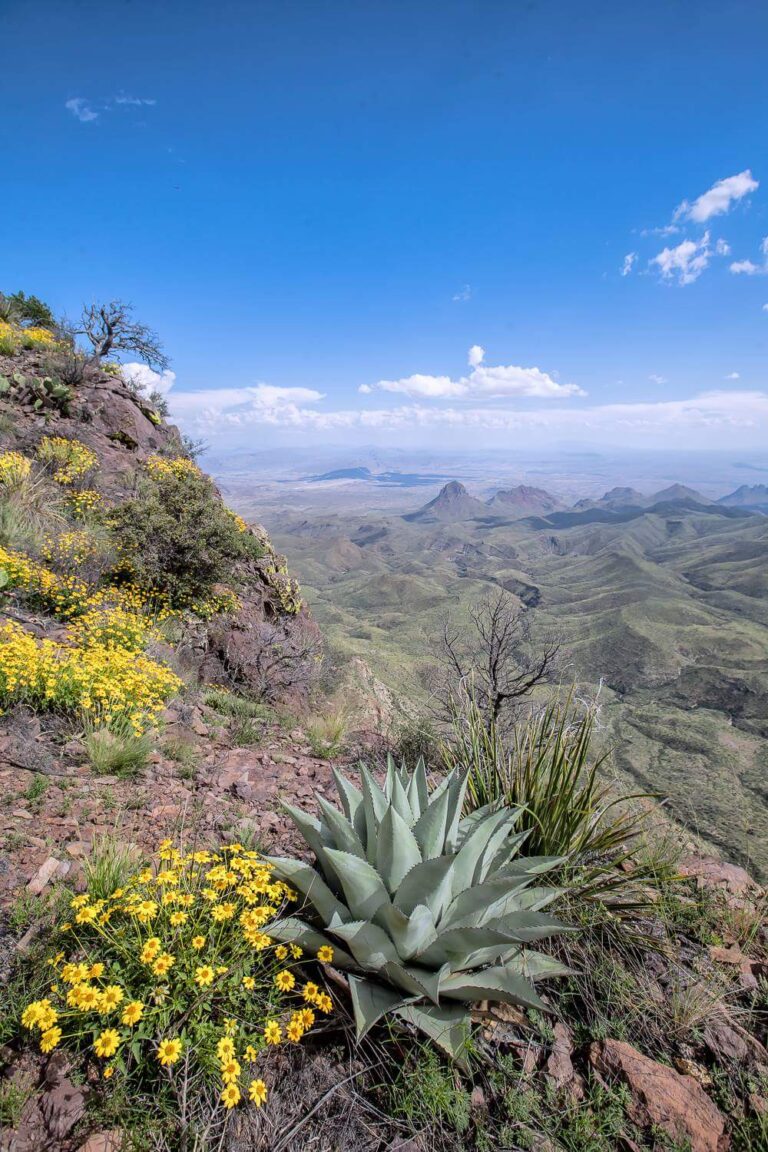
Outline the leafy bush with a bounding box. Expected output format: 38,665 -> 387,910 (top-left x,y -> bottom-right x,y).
4,291 -> 56,330
266,758 -> 570,1066
18,841 -> 333,1119
108,457 -> 263,607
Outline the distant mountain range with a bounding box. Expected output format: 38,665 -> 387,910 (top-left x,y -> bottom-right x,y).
307,466 -> 453,488
405,480 -> 768,523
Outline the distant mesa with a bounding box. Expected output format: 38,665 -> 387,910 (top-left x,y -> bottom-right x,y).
405,480 -> 488,522
310,466 -> 373,482
487,485 -> 565,517
573,487 -> 647,512
718,484 -> 768,509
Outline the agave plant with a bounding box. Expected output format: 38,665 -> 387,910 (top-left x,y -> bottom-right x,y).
265,758 -> 571,1064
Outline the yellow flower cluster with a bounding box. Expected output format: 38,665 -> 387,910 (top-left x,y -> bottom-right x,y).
0,619 -> 181,729
145,454 -> 201,481
227,509 -> 249,534
67,489 -> 103,518
21,841 -> 335,1114
42,529 -> 101,570
0,545 -> 91,618
0,451 -> 32,487
0,320 -> 58,353
36,436 -> 98,485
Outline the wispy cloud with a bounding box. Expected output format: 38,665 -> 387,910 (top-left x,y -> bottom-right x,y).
651,232 -> 711,285
121,364 -> 177,397
620,252 -> 637,277
359,346 -> 585,401
729,236 -> 768,276
715,238 -> 731,255
452,284 -> 473,302
724,372 -> 740,380
648,374 -> 667,385
674,169 -> 759,224
65,97 -> 99,123
65,93 -> 157,123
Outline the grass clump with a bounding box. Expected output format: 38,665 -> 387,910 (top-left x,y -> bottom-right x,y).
82,834 -> 142,901
388,1044 -> 471,1138
17,840 -> 335,1127
202,686 -> 266,720
83,717 -> 153,778
304,707 -> 348,759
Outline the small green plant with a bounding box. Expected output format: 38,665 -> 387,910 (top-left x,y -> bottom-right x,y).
266,757 -> 571,1065
305,707 -> 348,759
230,716 -> 262,747
163,735 -> 200,779
25,772 -> 48,804
0,1075 -> 35,1127
83,717 -> 153,778
82,834 -> 142,901
389,1042 -> 471,1135
202,686 -> 266,720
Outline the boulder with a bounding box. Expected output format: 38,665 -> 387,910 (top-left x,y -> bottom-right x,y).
589,1039 -> 728,1152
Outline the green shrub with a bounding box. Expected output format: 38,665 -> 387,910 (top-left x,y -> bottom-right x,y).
266,758 -> 570,1066
108,460 -> 261,606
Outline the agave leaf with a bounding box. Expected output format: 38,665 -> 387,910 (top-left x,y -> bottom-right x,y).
442,874 -> 539,929
324,848 -> 391,921
498,855 -> 566,879
406,757 -> 429,821
376,902 -> 438,961
360,766 -> 389,864
380,960 -> 446,1005
264,916 -> 356,968
394,854 -> 455,921
349,975 -> 415,1040
376,805 -> 423,894
384,754 -> 398,800
263,857 -> 351,924
416,924 -> 525,968
443,768 -> 471,853
332,767 -> 366,841
330,919 -> 400,968
439,966 -> 549,1011
459,945 -> 573,976
412,784 -> 453,860
394,1003 -> 471,1071
480,910 -> 571,943
282,803 -> 333,870
316,794 -> 366,860
476,826 -> 530,883
389,772 -> 415,826
451,809 -> 519,893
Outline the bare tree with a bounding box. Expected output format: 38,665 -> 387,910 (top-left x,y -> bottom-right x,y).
435,588 -> 560,731
77,300 -> 170,370
222,617 -> 323,704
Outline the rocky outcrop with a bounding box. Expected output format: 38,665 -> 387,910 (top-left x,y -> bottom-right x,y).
589,1039 -> 729,1152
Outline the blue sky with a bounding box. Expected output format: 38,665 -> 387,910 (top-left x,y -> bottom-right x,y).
2,0 -> 768,450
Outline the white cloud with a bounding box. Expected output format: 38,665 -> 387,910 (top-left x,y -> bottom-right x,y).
452,285 -> 473,302
168,386 -> 768,450
763,303 -> 768,312
113,93 -> 156,106
674,170 -> 758,224
651,232 -> 711,285
715,238 -> 731,255
65,97 -> 99,123
730,259 -> 761,275
620,252 -> 637,277
648,374 -> 667,385
121,363 -> 177,397
640,224 -> 680,238
361,347 -> 585,401
724,372 -> 740,380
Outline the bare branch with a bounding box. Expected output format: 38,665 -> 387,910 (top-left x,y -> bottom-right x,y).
77,300 -> 170,370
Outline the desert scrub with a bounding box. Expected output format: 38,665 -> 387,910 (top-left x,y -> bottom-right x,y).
18,841 -> 334,1118
108,456 -> 267,608
0,619 -> 181,731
